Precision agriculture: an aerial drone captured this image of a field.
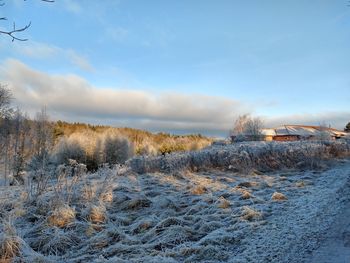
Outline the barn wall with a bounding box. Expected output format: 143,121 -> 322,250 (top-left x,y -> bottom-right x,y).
273,135 -> 300,141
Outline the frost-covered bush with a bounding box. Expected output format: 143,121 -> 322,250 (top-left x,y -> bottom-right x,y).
53,137 -> 86,165
138,143 -> 158,156
233,133 -> 246,142
51,131 -> 135,170
27,151 -> 56,198
103,135 -> 134,164
128,140 -> 350,174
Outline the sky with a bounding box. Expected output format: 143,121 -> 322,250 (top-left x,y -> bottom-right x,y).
0,0 -> 349,137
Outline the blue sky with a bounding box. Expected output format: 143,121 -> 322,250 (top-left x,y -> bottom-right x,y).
0,0 -> 349,136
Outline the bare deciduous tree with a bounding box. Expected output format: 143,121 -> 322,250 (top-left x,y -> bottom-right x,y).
28,107 -> 54,196
0,84 -> 12,117
0,116 -> 12,185
11,108 -> 31,184
245,117 -> 264,141
317,122 -> 331,142
232,114 -> 250,136
0,85 -> 12,185
231,114 -> 264,142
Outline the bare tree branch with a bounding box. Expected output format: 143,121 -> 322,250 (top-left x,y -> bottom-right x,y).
0,0 -> 54,41
0,22 -> 31,41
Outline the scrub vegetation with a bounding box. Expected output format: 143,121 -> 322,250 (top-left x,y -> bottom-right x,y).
0,139 -> 349,262
1,86 -> 350,262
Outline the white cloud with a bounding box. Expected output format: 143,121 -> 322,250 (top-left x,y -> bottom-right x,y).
0,59 -> 249,134
105,27 -> 129,42
12,41 -> 94,72
66,50 -> 94,73
17,42 -> 59,59
61,0 -> 82,14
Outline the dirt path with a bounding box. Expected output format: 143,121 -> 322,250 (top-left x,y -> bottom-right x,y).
310,196 -> 350,263
233,160 -> 350,263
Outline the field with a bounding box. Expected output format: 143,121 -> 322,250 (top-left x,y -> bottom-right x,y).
1,140 -> 350,262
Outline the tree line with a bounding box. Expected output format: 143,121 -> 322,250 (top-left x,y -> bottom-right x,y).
0,85 -> 212,186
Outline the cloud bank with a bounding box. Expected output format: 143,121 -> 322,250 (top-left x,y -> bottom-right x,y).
0,59 -> 348,136
0,59 -> 250,135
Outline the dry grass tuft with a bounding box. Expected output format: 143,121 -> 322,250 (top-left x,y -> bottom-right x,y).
241,206 -> 262,221
99,189 -> 113,203
13,208 -> 26,218
237,181 -> 258,188
47,205 -> 76,228
241,190 -> 252,200
37,227 -> 81,256
296,181 -> 305,188
250,169 -> 264,176
191,185 -> 207,195
91,238 -> 108,250
279,176 -> 288,181
271,192 -> 288,201
217,197 -> 231,209
19,191 -> 29,202
85,224 -> 97,237
124,198 -> 152,210
86,204 -> 107,224
81,184 -> 97,202
0,234 -> 20,261
0,223 -> 21,262
132,220 -> 153,235
89,230 -> 114,250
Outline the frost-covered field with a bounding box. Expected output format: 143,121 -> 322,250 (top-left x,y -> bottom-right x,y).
1,140 -> 350,262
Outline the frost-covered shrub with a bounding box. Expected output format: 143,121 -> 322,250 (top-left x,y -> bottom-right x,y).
128,140 -> 350,174
103,135 -> 134,164
233,133 -> 246,142
53,137 -> 86,165
27,153 -> 56,198
51,131 -> 135,170
138,143 -> 158,156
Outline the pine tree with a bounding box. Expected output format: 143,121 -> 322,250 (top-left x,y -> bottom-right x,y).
345,122 -> 350,132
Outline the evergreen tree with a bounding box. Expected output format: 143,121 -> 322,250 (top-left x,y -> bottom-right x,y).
345,122 -> 350,132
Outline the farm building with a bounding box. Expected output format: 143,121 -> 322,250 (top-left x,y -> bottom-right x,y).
272,125 -> 347,141
261,128 -> 276,141
232,125 -> 348,142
